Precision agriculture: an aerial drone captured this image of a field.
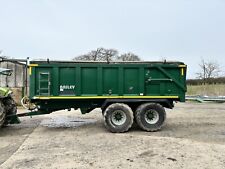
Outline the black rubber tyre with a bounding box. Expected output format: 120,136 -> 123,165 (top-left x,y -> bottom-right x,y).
103,103 -> 133,133
3,97 -> 17,115
2,96 -> 17,126
0,102 -> 6,128
135,103 -> 166,132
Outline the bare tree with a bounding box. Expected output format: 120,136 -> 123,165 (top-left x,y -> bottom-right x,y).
196,59 -> 221,83
98,48 -> 118,62
73,48 -> 118,62
117,52 -> 141,61
0,51 -> 9,60
73,48 -> 141,62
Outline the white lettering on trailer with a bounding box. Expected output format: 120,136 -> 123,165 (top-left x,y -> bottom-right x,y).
60,85 -> 75,91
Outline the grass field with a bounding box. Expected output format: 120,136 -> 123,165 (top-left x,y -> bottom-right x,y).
187,84 -> 225,96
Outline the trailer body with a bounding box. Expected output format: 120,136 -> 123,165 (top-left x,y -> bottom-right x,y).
29,61 -> 186,112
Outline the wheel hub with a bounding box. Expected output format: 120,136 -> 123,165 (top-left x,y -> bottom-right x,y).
145,109 -> 159,124
111,110 -> 126,126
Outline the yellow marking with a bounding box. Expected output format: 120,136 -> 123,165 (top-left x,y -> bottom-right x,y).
181,68 -> 184,76
178,65 -> 186,68
29,64 -> 38,67
33,96 -> 179,100
29,67 -> 32,75
29,64 -> 38,75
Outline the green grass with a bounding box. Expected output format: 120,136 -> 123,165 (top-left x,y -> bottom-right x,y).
187,84 -> 225,96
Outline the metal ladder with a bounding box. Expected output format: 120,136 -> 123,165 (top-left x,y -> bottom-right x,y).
39,72 -> 50,96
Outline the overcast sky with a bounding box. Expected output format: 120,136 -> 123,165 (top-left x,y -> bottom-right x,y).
0,0 -> 225,78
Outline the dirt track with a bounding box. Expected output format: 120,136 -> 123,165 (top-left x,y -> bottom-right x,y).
1,102 -> 225,169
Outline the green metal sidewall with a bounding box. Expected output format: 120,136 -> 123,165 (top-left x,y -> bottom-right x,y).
29,62 -> 187,100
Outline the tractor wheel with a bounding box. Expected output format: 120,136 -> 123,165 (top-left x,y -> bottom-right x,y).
2,96 -> 17,126
3,96 -> 17,115
0,102 -> 6,128
103,103 -> 133,133
135,103 -> 166,132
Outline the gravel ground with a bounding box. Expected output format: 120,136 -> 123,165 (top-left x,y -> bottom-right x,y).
0,102 -> 225,169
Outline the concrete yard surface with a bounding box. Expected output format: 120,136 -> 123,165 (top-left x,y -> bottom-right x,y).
1,102 -> 225,169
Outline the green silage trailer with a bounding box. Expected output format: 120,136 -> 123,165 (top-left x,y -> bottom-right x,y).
10,61 -> 187,132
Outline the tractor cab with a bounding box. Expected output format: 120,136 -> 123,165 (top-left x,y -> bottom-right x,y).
0,68 -> 13,98
0,68 -> 20,127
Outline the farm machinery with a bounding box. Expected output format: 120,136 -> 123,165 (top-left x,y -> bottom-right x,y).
1,60 -> 187,132
0,68 -> 18,127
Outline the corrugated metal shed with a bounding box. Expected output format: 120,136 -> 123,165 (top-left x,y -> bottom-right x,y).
0,57 -> 27,87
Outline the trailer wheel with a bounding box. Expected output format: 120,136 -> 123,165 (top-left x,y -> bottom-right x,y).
135,103 -> 166,131
0,102 -> 6,128
103,103 -> 133,133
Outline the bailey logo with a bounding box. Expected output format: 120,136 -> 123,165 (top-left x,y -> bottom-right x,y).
60,85 -> 75,91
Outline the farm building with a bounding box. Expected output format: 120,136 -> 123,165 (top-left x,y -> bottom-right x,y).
0,57 -> 28,104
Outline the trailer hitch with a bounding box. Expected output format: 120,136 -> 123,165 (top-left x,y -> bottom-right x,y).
6,114 -> 21,124
7,110 -> 52,124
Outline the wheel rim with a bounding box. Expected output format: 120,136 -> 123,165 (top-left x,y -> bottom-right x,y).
111,110 -> 126,126
144,109 -> 159,124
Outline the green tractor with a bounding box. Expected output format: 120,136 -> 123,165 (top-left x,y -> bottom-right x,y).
0,68 -> 17,127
